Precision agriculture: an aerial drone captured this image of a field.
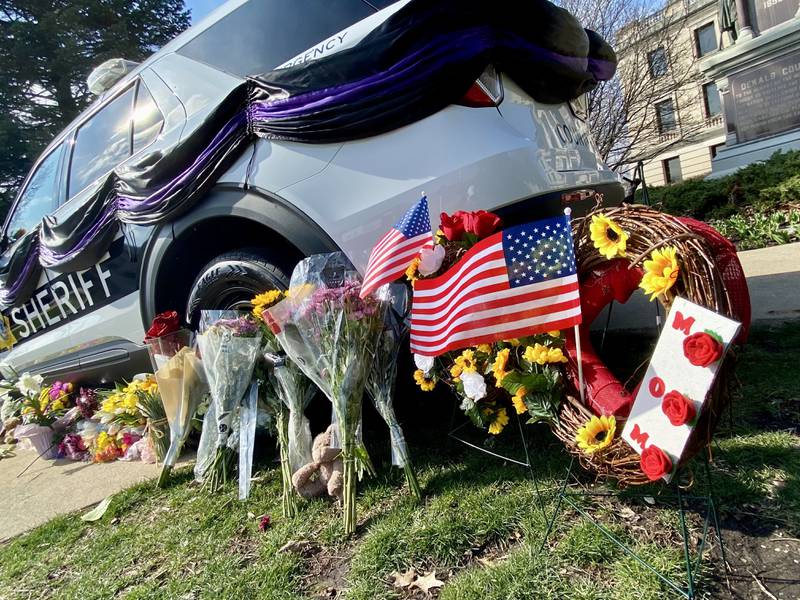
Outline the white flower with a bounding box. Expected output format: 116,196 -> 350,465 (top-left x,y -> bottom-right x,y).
417,244 -> 445,276
461,370 -> 487,401
15,372 -> 43,398
459,397 -> 475,412
414,353 -> 435,374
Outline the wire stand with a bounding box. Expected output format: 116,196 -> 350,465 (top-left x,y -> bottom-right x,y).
447,402 -> 550,520
538,452 -> 728,599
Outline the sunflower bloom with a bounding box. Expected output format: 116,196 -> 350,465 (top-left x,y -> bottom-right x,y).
450,363 -> 463,382
575,415 -> 617,454
455,349 -> 478,373
405,256 -> 421,283
251,289 -> 284,318
590,213 -> 628,259
511,387 -> 528,415
413,369 -> 436,392
488,407 -> 510,435
640,246 -> 680,301
492,348 -> 511,386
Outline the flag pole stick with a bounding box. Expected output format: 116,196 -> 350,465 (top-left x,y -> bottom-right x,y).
564,207 -> 585,403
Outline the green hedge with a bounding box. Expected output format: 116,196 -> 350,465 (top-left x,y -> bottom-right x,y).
636,150 -> 800,220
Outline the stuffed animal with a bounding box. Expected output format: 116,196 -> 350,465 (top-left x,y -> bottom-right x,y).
291,425 -> 344,501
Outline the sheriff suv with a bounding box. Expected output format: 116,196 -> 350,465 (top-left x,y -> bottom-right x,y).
0,0 -> 622,383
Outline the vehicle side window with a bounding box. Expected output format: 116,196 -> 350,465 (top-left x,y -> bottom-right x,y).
4,143 -> 65,242
176,0 -> 374,76
68,86 -> 135,198
133,82 -> 164,154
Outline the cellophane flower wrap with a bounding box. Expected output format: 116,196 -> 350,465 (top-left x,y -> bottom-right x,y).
265,253 -> 387,535
195,311 -> 261,491
366,284 -> 421,500
146,329 -> 208,487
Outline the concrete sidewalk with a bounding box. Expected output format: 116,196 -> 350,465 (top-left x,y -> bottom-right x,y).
0,450 -> 192,542
593,242 -> 800,331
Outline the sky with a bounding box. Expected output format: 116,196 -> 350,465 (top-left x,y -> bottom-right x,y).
185,0 -> 226,23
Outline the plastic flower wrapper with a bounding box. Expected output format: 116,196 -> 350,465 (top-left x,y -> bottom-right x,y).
196,311 -> 262,492
366,284 -> 421,500
265,253 -> 387,535
145,329 -> 208,488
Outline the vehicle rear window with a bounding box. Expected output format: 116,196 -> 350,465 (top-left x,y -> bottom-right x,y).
133,82 -> 164,153
68,86 -> 135,198
176,0 -> 374,76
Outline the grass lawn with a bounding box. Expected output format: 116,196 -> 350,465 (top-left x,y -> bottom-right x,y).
1,322 -> 798,599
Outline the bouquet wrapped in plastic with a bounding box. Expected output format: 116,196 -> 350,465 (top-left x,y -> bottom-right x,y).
366,285 -> 421,500
265,253 -> 386,535
195,312 -> 262,492
146,329 -> 208,487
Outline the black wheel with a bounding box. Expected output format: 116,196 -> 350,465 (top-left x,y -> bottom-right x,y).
185,247 -> 290,328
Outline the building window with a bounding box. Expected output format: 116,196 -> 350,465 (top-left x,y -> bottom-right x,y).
655,99 -> 677,133
648,47 -> 668,78
694,23 -> 717,57
663,157 -> 682,183
702,81 -> 722,118
710,143 -> 725,159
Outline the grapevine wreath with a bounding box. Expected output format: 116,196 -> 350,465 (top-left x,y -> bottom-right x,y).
554,204 -> 751,485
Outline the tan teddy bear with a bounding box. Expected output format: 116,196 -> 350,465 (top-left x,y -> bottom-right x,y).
291,425 -> 344,501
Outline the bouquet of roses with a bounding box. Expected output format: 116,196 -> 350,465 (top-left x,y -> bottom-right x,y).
366,284 -> 421,500
145,323 -> 208,487
195,311 -> 262,492
407,210 -> 568,435
265,253 -> 386,535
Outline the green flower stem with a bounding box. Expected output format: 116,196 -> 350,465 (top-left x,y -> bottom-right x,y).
342,450 -> 357,536
276,406 -> 298,518
403,461 -> 422,502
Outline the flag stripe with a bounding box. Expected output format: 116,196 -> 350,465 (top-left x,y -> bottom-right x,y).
414,236 -> 503,297
367,229 -> 428,271
412,278 -> 580,333
362,239 -> 429,287
411,288 -> 580,341
411,304 -> 583,355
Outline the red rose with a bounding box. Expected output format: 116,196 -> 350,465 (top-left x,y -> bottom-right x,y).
640,445 -> 673,481
440,212 -> 466,241
145,310 -> 181,339
661,390 -> 696,426
683,332 -> 723,367
460,210 -> 502,239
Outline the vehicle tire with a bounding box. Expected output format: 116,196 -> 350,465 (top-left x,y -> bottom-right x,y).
186,247 -> 290,328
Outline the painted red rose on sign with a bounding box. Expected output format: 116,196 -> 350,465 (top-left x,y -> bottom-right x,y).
145,310 -> 181,339
683,332 -> 723,367
640,445 -> 673,481
661,390 -> 696,426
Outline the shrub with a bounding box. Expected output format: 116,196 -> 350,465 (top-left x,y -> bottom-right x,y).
635,150 -> 800,220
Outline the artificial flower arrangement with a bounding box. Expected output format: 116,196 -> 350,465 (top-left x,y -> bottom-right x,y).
13,378 -> 75,458
551,204 -> 747,485
407,210 -> 568,436
264,253 -> 387,535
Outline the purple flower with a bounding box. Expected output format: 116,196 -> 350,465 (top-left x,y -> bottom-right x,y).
75,388 -> 98,419
58,434 -> 89,461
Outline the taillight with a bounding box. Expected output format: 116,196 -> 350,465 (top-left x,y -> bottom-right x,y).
457,65 -> 503,108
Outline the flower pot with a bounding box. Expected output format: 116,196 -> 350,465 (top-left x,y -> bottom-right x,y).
14,424 -> 57,459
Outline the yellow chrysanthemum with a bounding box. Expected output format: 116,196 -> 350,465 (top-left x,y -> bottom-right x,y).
488,407 -> 510,435
640,246 -> 680,301
476,343 -> 492,354
413,369 -> 436,392
492,348 -> 511,386
575,415 -> 616,454
251,289 -> 284,318
523,343 -> 567,365
455,349 -> 478,373
508,339 -> 521,347
405,257 -> 421,283
590,213 -> 628,259
511,387 -> 528,415
548,330 -> 561,338
546,347 -> 568,364
450,364 -> 463,382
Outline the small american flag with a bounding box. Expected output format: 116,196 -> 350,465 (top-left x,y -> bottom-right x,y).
410,214 -> 582,356
360,196 -> 432,298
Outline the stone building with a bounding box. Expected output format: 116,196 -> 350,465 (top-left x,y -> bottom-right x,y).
616,0 -> 734,186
